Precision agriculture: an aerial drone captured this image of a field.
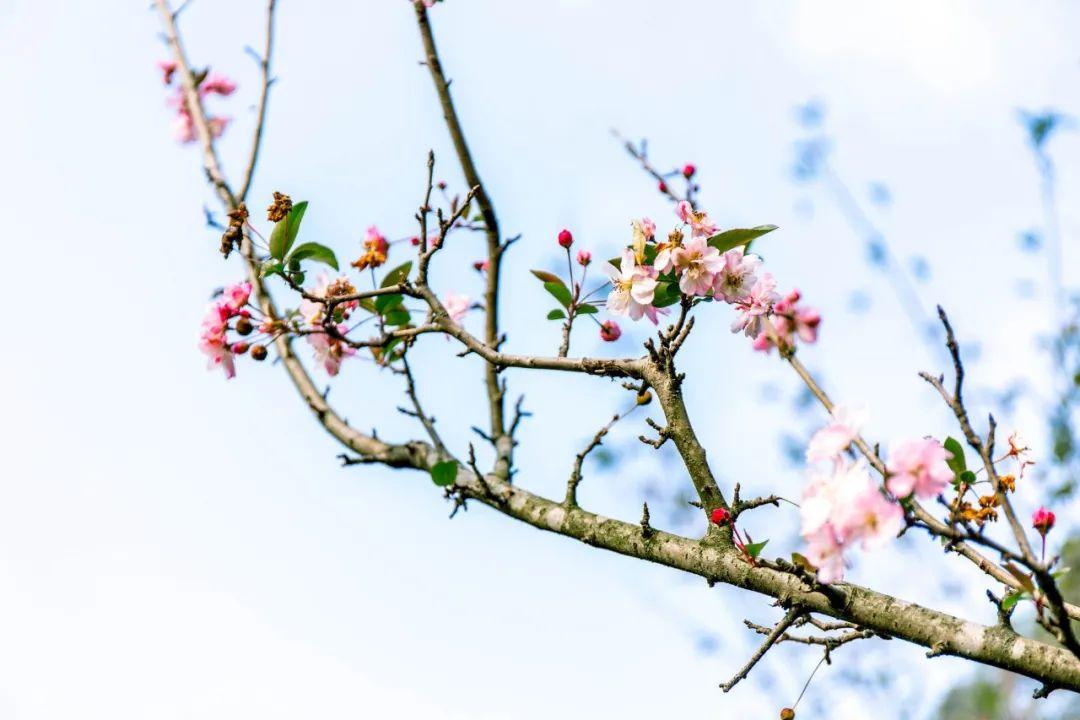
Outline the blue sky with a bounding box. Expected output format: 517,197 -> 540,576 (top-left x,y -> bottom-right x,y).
2,0 -> 1079,717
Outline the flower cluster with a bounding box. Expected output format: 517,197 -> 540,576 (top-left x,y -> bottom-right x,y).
800,405 -> 954,583
297,273 -> 359,376
352,226 -> 389,271
599,203 -> 820,351
198,281 -> 258,379
158,60 -> 236,144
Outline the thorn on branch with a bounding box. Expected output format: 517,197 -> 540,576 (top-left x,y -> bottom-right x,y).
640,502 -> 654,538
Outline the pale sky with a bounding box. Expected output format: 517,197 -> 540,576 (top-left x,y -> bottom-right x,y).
2,1 -> 1079,717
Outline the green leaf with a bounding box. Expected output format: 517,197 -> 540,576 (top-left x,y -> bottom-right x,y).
261,261 -> 285,279
706,225 -> 778,254
383,309 -> 411,327
652,282 -> 682,308
944,437 -> 967,474
269,200 -> 308,260
381,261 -> 413,288
287,241 -> 339,270
958,470 -> 977,487
1001,591 -> 1024,610
430,460 -> 458,487
575,303 -> 599,315
744,540 -> 769,559
375,293 -> 404,314
546,309 -> 566,320
530,269 -> 563,284
544,281 -> 573,308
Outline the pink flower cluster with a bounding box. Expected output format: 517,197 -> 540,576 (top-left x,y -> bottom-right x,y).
801,406 -> 902,583
800,406 -> 955,583
158,61 -> 236,144
297,273 -> 359,376
599,203 -> 819,352
198,281 -> 252,379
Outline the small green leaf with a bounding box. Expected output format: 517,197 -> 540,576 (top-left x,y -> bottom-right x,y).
652,282 -> 682,308
269,200 -> 308,260
944,437 -> 967,474
383,309 -> 411,326
430,460 -> 458,487
544,281 -> 573,308
575,303 -> 599,315
288,241 -> 339,270
959,470 -> 977,486
744,540 -> 769,559
261,261 -> 285,278
1001,591 -> 1024,610
706,225 -> 777,254
375,293 -> 404,314
546,309 -> 566,320
530,269 -> 563,284
381,261 -> 413,288
791,552 -> 815,571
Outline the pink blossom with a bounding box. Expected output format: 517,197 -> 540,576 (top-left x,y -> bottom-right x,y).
753,289 -> 821,353
198,302 -> 236,379
886,438 -> 953,499
1033,507 -> 1056,535
157,59 -> 178,85
171,111 -> 196,143
443,292 -> 470,324
601,249 -> 660,324
806,404 -> 868,464
674,200 -> 719,238
307,327 -> 355,376
803,524 -> 846,584
576,249 -> 592,266
712,247 -> 761,303
730,272 -> 778,338
640,217 -> 656,239
200,73 -> 237,97
599,320 -> 622,342
671,235 -> 723,296
221,281 -> 252,313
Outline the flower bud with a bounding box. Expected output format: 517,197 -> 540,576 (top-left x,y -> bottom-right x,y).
558,229 -> 573,248
410,236 -> 421,246
473,260 -> 489,272
1033,506 -> 1055,536
636,390 -> 652,406
682,163 -> 696,179
780,709 -> 795,720
251,344 -> 268,361
231,341 -> 249,355
709,507 -> 731,525
437,180 -> 447,190
599,320 -> 621,342
235,317 -> 254,336
657,180 -> 668,194
576,249 -> 592,266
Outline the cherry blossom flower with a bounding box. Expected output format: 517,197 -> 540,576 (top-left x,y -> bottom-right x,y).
730,272 -> 778,338
806,404 -> 868,464
171,111 -> 196,143
712,247 -> 761,303
601,249 -> 659,323
886,437 -> 953,499
443,292 -> 470,324
307,327 -> 355,376
576,249 -> 591,266
199,73 -> 237,97
671,235 -> 723,296
674,200 -> 719,238
599,320 -> 622,342
221,281 -> 252,313
1007,431 -> 1036,477
198,301 -> 236,379
803,524 -> 846,584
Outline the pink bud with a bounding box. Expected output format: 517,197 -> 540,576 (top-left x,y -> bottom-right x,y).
558,229 -> 573,248
157,59 -> 178,85
599,320 -> 621,342
682,163 -> 696,179
473,260 -> 489,273
437,181 -> 447,190
657,180 -> 668,194
1033,507 -> 1056,535
410,236 -> 420,246
576,249 -> 591,266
